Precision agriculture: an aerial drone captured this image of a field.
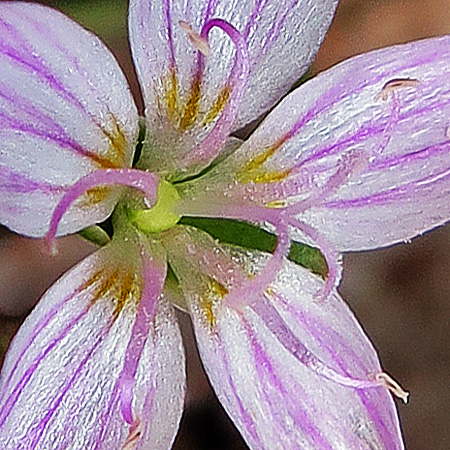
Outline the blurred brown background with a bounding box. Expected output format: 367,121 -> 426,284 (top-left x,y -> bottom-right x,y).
1,0 -> 450,449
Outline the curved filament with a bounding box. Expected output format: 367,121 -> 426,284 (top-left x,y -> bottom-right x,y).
284,149 -> 370,216
45,169 -> 159,252
182,18 -> 250,167
253,298 -> 406,396
224,221 -> 291,310
118,249 -> 166,427
289,217 -> 342,303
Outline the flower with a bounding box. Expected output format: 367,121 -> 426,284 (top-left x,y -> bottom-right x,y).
1,0 -> 450,449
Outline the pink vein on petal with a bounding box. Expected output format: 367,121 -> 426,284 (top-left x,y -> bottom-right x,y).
118,254 -> 166,426
24,321 -> 115,450
0,12 -> 113,136
244,317 -> 335,450
272,292 -> 401,449
214,328 -> 264,448
0,304 -> 93,427
0,281 -> 92,404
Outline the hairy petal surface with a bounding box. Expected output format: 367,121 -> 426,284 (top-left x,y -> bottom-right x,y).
178,36 -> 450,250
0,237 -> 185,450
167,228 -> 404,450
0,2 -> 139,237
129,0 -> 337,178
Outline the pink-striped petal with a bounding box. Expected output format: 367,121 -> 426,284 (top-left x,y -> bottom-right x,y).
129,0 -> 337,178
0,2 -> 139,237
167,233 -> 405,450
0,236 -> 185,450
177,35 -> 450,251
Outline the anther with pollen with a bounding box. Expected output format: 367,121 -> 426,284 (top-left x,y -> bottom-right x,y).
121,420 -> 143,450
179,20 -> 210,56
375,372 -> 410,404
376,78 -> 420,101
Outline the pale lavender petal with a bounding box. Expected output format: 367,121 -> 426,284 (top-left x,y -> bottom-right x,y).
129,0 -> 337,178
0,3 -> 139,237
178,36 -> 450,251
168,236 -> 405,450
0,237 -> 185,450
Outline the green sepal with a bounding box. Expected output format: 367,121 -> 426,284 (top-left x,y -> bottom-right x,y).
179,217 -> 329,279
78,225 -> 111,247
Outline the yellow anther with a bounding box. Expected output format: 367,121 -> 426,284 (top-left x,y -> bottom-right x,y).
265,199 -> 287,209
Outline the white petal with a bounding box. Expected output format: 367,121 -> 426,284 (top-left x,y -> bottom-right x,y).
0,3 -> 139,237
129,0 -> 336,177
167,232 -> 404,450
178,36 -> 450,251
0,239 -> 185,450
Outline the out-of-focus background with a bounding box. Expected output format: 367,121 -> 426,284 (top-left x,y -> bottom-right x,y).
1,0 -> 450,448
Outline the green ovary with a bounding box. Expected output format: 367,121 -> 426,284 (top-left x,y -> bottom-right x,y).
131,179 -> 181,233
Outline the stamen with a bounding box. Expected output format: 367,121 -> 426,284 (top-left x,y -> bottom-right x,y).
254,299 -> 397,392
265,152 -> 367,289
289,217 -> 342,303
285,149 -> 370,216
375,372 -> 410,404
44,169 -> 159,254
181,18 -> 250,166
121,420 -> 143,450
179,20 -> 210,56
376,78 -> 420,101
224,221 -> 291,310
197,202 -> 282,226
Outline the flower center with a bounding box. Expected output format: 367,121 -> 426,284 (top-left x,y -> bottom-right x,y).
130,179 -> 181,234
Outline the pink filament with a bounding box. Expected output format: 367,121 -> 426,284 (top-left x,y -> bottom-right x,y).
208,202 -> 282,225
253,298 -> 384,390
289,217 -> 342,302
259,150 -> 369,302
45,169 -> 159,252
284,149 -> 370,216
224,221 -> 291,310
182,18 -> 250,166
119,251 -> 166,426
